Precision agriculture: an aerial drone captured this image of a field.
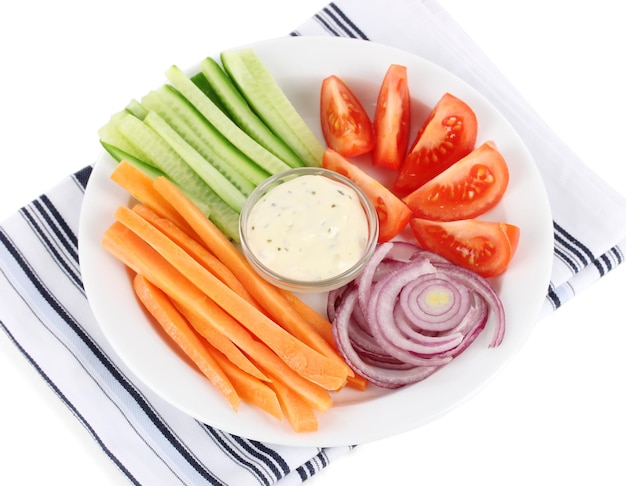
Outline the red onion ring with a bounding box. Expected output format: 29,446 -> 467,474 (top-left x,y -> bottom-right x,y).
330,241 -> 505,388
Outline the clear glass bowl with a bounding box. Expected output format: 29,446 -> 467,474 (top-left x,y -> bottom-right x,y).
239,167 -> 379,293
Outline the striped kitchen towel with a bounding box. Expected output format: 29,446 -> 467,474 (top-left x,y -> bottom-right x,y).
1,1 -> 625,485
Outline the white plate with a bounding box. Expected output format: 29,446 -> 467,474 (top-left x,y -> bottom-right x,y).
80,36 -> 553,447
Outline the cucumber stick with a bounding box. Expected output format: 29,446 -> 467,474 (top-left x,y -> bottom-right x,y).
99,111 -> 150,163
125,99 -> 148,120
100,141 -> 157,174
220,48 -> 325,168
98,48 -> 328,242
99,141 -> 239,239
183,188 -> 240,242
117,113 -> 208,198
143,110 -> 246,212
165,65 -> 292,176
141,86 -> 265,192
191,72 -> 229,115
115,113 -> 240,240
199,57 -> 304,169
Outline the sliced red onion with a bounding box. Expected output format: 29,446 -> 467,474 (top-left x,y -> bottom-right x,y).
430,262 -> 505,347
329,241 -> 506,388
332,289 -> 440,388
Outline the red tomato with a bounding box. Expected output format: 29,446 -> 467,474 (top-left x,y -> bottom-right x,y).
409,217 -> 520,278
393,92 -> 478,196
402,141 -> 509,221
372,64 -> 411,170
322,149 -> 412,242
320,75 -> 375,157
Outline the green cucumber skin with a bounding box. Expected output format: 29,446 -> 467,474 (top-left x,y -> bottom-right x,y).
238,49 -> 325,163
141,86 -> 266,192
183,187 -> 240,243
116,114 -> 220,207
99,111 -> 150,163
143,110 -> 247,212
191,71 -> 229,114
111,113 -> 241,242
220,48 -> 324,168
199,57 -> 304,169
99,48 -> 327,243
100,141 -> 160,178
125,99 -> 148,120
165,65 -> 293,176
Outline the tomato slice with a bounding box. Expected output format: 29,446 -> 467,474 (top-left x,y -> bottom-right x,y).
320,75 -> 375,157
402,141 -> 509,221
393,92 -> 478,196
409,217 -> 520,278
372,64 -> 411,170
322,148 -> 412,242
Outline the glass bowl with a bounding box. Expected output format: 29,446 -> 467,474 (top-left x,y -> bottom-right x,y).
239,167 -> 379,293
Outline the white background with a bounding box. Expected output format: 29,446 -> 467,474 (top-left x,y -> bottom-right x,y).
1,1 -> 625,485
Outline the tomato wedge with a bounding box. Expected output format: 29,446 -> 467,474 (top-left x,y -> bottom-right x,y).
393,92 -> 478,196
409,217 -> 520,278
322,148 -> 412,242
402,141 -> 509,221
320,75 -> 375,157
372,64 -> 411,170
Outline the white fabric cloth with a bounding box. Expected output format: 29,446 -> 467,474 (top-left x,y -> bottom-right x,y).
1,1 -> 625,484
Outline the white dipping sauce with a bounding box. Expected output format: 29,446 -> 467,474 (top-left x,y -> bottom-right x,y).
245,174 -> 369,281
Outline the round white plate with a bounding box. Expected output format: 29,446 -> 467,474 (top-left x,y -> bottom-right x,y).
79,36 -> 553,447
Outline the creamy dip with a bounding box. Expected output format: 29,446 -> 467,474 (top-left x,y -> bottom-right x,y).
245,174 -> 369,281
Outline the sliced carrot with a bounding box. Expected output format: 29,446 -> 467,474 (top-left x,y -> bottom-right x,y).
278,289 -> 335,343
244,337 -> 333,413
102,221 -> 335,410
132,273 -> 240,410
344,374 -> 369,391
112,204 -> 348,391
151,176 -> 351,376
110,161 -> 197,238
173,300 -> 268,382
270,379 -> 318,433
204,341 -> 283,421
279,290 -> 368,391
131,203 -> 257,306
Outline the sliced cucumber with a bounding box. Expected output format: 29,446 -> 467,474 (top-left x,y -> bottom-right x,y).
99,48 -> 328,243
165,65 -> 292,176
115,113 -> 241,241
99,111 -> 150,163
183,187 -> 240,243
141,86 -> 265,192
117,114 -> 215,205
125,99 -> 148,120
191,71 -> 228,114
199,57 -> 304,168
100,141 -> 158,175
220,48 -> 324,168
143,110 -> 246,212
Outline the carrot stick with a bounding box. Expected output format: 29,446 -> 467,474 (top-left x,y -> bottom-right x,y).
173,300 -> 269,382
279,290 -> 368,391
102,221 -> 336,409
151,176 -> 351,374
242,337 -> 333,413
110,161 -> 197,237
204,341 -> 283,421
132,273 -> 240,410
131,203 -> 257,306
270,379 -> 318,433
112,204 -> 348,391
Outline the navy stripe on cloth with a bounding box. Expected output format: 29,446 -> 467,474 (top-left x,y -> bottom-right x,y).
1,194 -> 228,485
553,220 -> 594,275
312,2 -> 369,39
0,318 -> 140,485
